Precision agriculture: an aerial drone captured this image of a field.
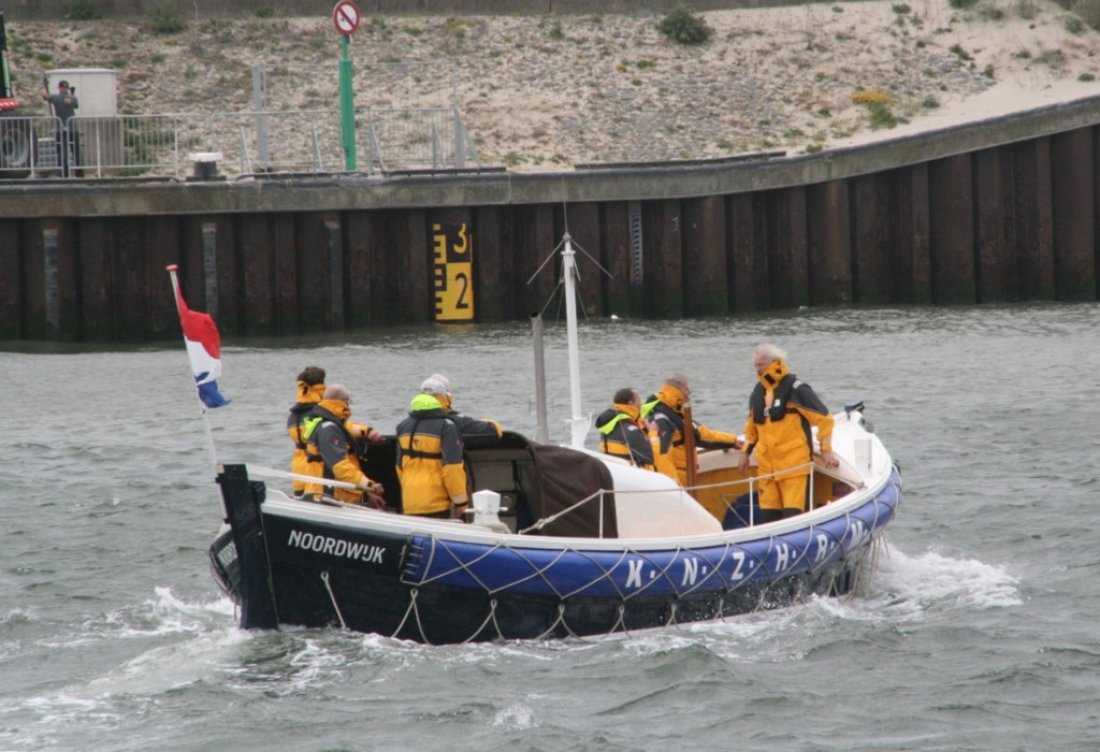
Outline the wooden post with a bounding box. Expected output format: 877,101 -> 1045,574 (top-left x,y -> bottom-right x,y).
682,402 -> 698,496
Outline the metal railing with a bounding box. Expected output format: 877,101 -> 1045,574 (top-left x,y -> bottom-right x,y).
361,107 -> 479,173
194,110 -> 338,176
0,106 -> 481,180
79,113 -> 183,178
0,115 -> 77,178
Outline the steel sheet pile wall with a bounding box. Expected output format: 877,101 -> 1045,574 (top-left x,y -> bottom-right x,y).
1,127 -> 1098,342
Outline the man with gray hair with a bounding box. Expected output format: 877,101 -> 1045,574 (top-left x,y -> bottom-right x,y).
395,376 -> 470,518
420,372 -> 503,449
738,343 -> 838,523
641,373 -> 740,486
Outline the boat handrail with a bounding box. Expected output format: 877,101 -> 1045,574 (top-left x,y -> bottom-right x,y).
249,453 -> 860,535
244,463 -> 358,491
517,488 -> 606,536
516,459 -> 845,536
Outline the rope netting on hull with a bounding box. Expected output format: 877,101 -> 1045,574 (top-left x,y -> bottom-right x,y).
218,462 -> 900,643
311,498 -> 895,644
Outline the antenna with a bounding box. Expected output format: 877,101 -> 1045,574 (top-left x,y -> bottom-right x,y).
561,232 -> 588,449
526,205 -> 616,450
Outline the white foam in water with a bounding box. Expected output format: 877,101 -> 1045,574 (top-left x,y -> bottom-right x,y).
22,691 -> 119,742
34,588 -> 235,653
872,543 -> 1022,614
21,589 -> 248,710
275,637 -> 356,694
593,609 -> 799,665
0,606 -> 35,628
536,541 -> 1024,661
9,624 -> 249,750
140,586 -> 237,633
492,702 -> 539,730
83,624 -> 252,697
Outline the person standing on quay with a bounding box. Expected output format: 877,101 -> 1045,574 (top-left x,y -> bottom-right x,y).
42,79 -> 80,177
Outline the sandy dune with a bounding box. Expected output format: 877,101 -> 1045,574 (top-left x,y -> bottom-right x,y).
8,1 -> 1100,171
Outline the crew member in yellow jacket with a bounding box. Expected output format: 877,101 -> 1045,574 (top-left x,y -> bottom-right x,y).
395,377 -> 470,519
288,366 -> 380,497
302,384 -> 385,507
737,343 -> 839,523
642,374 -> 741,487
286,366 -> 327,497
594,387 -> 655,470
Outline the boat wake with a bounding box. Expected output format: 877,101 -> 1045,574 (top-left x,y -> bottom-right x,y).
0,589 -> 247,751
550,541 -> 1023,661
58,586 -> 236,647
870,543 -> 1022,615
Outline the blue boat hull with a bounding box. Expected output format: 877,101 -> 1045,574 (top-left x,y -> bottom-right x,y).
212,463 -> 900,643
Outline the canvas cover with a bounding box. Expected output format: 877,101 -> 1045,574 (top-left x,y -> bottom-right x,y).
521,443 -> 618,538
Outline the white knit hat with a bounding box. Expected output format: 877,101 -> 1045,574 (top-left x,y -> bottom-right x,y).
420,373 -> 452,397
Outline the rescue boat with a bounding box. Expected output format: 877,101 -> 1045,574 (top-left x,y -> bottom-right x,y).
208,235 -> 901,643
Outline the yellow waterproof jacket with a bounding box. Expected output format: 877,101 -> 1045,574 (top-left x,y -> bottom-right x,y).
642,385 -> 739,486
286,381 -> 325,493
395,394 -> 469,516
303,399 -> 374,504
742,359 -> 834,479
594,403 -> 655,470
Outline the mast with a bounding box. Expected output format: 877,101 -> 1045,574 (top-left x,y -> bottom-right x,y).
562,232 -> 588,449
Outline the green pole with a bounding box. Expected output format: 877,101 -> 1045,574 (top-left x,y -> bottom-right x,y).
339,33 -> 356,171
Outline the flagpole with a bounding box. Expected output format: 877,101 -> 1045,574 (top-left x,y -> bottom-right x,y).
167,264 -> 220,473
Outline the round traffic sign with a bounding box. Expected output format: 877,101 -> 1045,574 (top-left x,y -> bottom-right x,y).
332,0 -> 361,36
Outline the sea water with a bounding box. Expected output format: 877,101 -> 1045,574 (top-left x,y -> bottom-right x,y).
1,304 -> 1098,751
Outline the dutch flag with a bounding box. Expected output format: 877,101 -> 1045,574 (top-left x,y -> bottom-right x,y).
168,265 -> 230,409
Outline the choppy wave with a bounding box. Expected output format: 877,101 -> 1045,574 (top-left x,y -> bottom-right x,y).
2,303 -> 1098,751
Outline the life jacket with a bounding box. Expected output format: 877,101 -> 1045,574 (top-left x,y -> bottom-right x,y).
642,388 -> 690,483
288,401 -> 314,449
304,400 -> 367,503
742,359 -> 832,477
308,407 -> 356,474
646,385 -> 738,485
750,372 -> 799,424
645,387 -> 689,453
595,404 -> 654,469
